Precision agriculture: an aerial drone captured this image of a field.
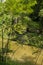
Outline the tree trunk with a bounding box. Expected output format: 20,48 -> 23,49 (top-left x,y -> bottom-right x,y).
2,28 -> 4,62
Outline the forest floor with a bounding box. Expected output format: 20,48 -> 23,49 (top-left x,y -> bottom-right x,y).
0,38 -> 43,65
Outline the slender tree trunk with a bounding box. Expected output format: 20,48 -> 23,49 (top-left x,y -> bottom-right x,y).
2,28 -> 4,62
5,35 -> 9,63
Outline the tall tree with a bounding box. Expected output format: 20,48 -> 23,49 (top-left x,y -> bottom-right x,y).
29,0 -> 43,34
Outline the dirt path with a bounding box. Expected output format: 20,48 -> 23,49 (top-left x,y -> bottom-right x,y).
7,41 -> 43,65
0,38 -> 43,65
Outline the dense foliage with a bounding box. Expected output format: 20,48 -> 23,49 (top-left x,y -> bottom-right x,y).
0,0 -> 43,48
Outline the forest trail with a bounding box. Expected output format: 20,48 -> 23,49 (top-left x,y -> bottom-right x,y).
7,41 -> 43,65
0,39 -> 43,65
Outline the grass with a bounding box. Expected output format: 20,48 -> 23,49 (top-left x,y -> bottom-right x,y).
0,57 -> 38,65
